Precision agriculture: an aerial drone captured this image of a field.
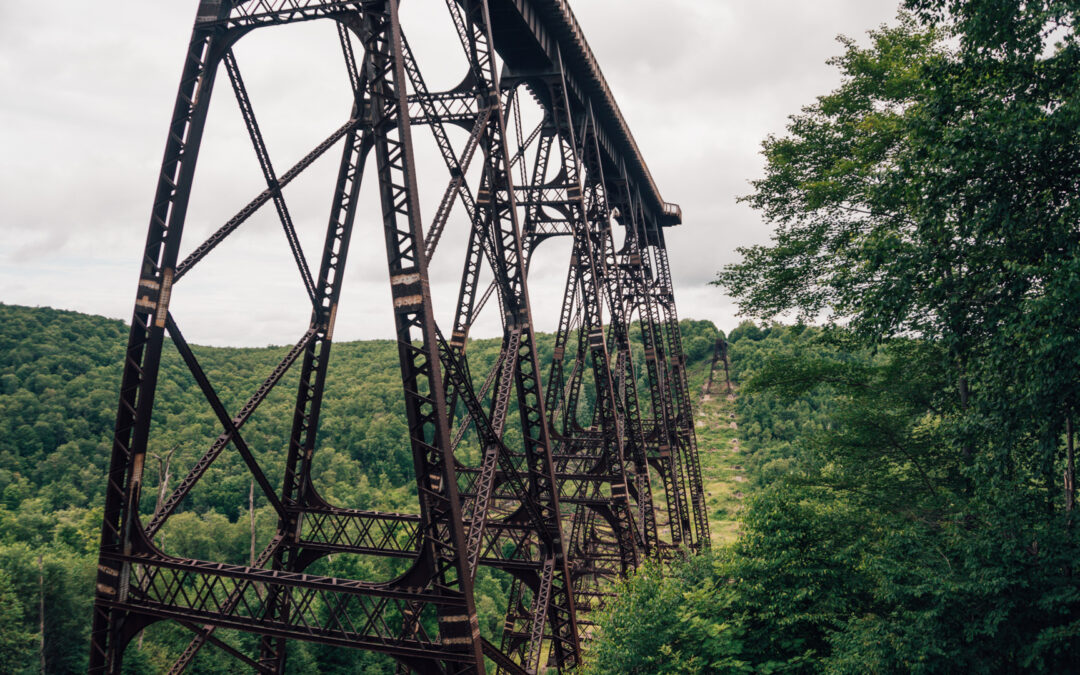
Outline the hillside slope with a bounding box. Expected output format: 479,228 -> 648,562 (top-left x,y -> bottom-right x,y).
0,302 -> 720,673
695,370 -> 744,546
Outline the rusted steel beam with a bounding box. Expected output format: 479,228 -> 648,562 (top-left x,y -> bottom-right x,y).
91,1 -> 703,673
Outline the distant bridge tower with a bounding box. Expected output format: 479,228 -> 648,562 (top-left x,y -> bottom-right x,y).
89,1 -> 707,672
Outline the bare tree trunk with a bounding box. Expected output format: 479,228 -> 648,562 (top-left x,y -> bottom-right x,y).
138,446 -> 175,650
38,554 -> 45,674
958,373 -> 973,471
250,479 -> 256,567
1066,415 -> 1075,518
151,445 -> 176,551
250,479 -> 266,599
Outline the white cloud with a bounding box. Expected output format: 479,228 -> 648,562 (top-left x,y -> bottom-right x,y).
0,0 -> 900,345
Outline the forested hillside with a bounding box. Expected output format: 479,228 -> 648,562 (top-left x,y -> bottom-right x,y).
0,302 -> 719,672
585,1 -> 1080,672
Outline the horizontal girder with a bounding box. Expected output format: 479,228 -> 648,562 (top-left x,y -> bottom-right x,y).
91,1 -> 705,673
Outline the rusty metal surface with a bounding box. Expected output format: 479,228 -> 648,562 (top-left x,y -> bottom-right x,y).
89,1 -> 705,672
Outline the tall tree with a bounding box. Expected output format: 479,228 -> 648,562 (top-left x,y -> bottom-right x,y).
718,2 -> 1080,488
700,4 -> 1080,670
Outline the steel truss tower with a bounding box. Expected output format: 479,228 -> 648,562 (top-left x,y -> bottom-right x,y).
90,1 -> 708,672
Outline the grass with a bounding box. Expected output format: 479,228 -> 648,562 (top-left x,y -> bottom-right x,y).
693,366 -> 746,547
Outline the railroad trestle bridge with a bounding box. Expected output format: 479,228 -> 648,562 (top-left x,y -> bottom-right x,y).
91,1 -> 708,672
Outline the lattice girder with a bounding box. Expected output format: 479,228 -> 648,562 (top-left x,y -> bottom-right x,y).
91,1 -> 704,673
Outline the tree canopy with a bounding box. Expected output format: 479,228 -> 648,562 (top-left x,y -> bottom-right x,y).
588,2 -> 1080,672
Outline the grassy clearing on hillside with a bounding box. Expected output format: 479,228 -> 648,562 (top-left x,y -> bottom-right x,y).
695,380 -> 744,546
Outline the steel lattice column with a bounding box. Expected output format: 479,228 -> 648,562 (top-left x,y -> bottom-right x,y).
90,1 -> 706,672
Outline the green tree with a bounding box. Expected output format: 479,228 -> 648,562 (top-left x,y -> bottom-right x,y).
0,569 -> 32,666
718,4 -> 1080,477
581,554 -> 752,675
578,6 -> 1080,671
0,301 -> 724,671
700,3 -> 1080,670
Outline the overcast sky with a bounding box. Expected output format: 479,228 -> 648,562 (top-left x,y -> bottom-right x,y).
0,0 -> 900,347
